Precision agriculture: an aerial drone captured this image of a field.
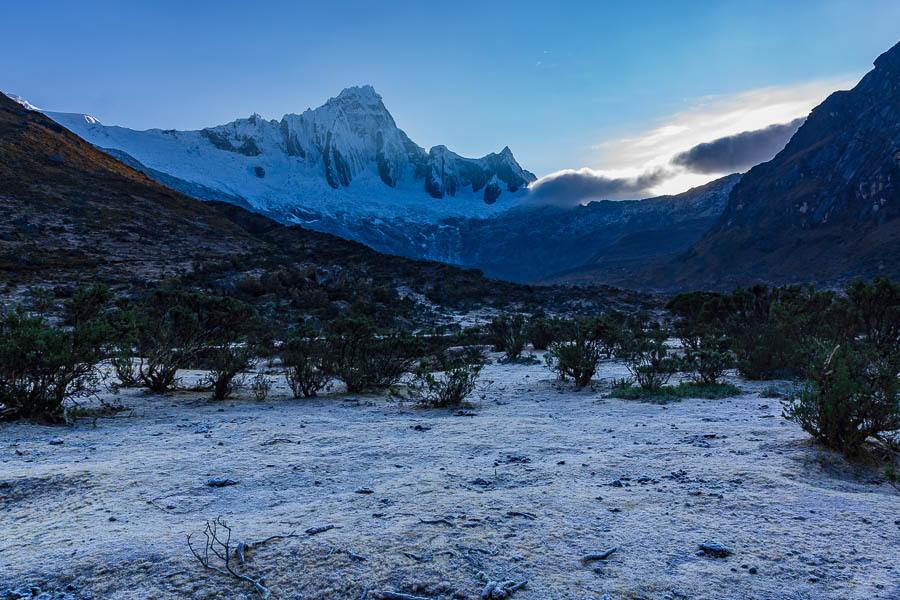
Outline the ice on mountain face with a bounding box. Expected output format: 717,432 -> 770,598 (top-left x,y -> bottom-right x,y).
36,84 -> 535,223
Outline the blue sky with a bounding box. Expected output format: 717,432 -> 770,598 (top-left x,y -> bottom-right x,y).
3,0 -> 899,191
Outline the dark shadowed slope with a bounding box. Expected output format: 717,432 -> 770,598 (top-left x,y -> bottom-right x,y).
547,41 -> 900,292
664,40 -> 900,290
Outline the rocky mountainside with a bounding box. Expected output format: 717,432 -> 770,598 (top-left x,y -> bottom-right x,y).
8,86 -> 746,284
32,86 -> 535,225
0,92 -> 647,314
260,173 -> 738,282
550,41 -> 900,291
661,40 -> 900,290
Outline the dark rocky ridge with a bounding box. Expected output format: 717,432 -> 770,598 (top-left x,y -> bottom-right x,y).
550,40 -> 900,291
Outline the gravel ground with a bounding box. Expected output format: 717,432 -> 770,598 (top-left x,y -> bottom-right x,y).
1,353 -> 898,600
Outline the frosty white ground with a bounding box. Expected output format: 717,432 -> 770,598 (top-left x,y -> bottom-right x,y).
1,354 -> 897,600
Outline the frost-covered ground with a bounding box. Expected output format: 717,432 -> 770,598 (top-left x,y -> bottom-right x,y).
1,354 -> 898,600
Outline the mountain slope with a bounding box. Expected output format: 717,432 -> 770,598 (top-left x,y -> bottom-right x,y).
0,92 -> 649,315
664,40 -> 900,290
547,41 -> 900,291
34,86 -> 535,226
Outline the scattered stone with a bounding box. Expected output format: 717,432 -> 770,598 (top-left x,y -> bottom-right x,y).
481,579 -> 527,599
48,438 -> 64,445
697,541 -> 730,558
354,488 -> 374,494
206,478 -> 239,487
305,525 -> 334,535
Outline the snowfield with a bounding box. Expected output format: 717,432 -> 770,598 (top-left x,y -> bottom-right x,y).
28,86 -> 536,225
2,354 -> 897,600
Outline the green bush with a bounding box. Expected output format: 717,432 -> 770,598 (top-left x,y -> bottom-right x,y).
0,308 -> 107,422
204,345 -> 254,400
527,315 -> 556,351
610,381 -> 741,404
624,327 -> 678,390
726,285 -> 830,380
64,284 -> 113,326
784,343 -> 900,455
412,359 -> 484,408
323,316 -> 414,393
488,314 -> 528,359
281,330 -> 331,398
679,333 -> 734,385
589,313 -> 629,359
545,320 -> 602,388
131,292 -> 256,393
250,373 -> 272,401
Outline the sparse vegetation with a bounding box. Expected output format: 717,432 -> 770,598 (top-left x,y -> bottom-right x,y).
0,308 -> 107,422
624,326 -> 678,390
609,381 -> 742,403
489,314 -> 528,359
281,329 -> 331,398
323,315 -> 414,393
412,352 -> 484,408
545,318 -> 602,388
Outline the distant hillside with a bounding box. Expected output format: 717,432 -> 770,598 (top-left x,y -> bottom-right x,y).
0,92 -> 649,316
548,41 -> 900,291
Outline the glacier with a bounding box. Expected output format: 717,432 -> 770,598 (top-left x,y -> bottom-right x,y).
27,85 -> 536,226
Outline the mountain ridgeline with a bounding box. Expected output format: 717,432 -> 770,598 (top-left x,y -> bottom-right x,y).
8,40 -> 900,291
546,40 -> 900,290
42,85 -> 536,220
656,40 -> 900,290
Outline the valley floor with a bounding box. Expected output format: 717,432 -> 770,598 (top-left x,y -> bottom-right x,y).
1,354 -> 898,600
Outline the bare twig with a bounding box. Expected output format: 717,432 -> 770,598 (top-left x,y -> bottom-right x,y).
582,546 -> 617,562
187,517 -> 273,599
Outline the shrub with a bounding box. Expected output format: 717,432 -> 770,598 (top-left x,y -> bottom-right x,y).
527,315 -> 556,351
131,292 -> 256,393
250,373 -> 272,401
545,319 -> 602,388
110,345 -> 141,387
624,327 -> 678,390
590,313 -> 629,359
205,345 -> 253,400
64,284 -> 113,325
323,316 -> 414,393
610,381 -> 741,404
725,285 -> 831,380
784,343 -> 900,456
0,308 -> 107,422
281,330 -> 331,398
413,359 -> 484,408
679,333 -> 734,385
488,314 -> 528,359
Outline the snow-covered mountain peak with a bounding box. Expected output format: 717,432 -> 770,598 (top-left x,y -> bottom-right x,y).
40,85 -> 536,226
335,84 -> 382,102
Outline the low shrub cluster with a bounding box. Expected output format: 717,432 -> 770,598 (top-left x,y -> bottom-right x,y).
0,308 -> 108,422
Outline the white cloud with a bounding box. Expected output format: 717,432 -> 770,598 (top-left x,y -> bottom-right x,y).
531,76 -> 859,202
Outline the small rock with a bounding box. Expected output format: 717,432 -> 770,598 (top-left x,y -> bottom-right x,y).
49,438 -> 64,445
697,541 -> 730,558
354,488 -> 374,494
207,478 -> 239,487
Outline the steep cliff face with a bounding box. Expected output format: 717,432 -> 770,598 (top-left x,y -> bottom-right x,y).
31,85 -> 535,224
657,41 -> 900,290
